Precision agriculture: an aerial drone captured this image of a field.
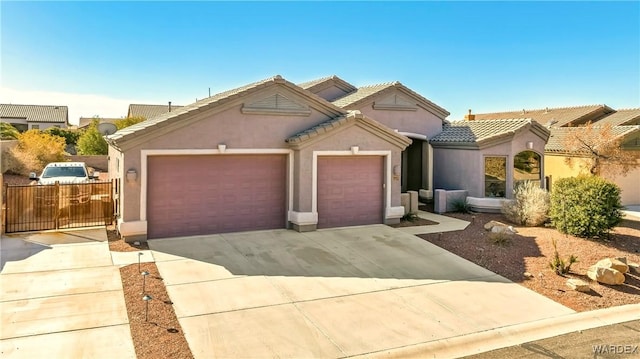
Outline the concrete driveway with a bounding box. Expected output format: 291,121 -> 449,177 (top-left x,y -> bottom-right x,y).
149,225 -> 575,358
0,229 -> 136,358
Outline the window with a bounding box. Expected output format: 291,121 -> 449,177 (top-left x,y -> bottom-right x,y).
31,124 -> 40,130
485,156 -> 506,197
514,151 -> 541,189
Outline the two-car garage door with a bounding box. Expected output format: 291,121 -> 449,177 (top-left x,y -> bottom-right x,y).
147,155 -> 287,239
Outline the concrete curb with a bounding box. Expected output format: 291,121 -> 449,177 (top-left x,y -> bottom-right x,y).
356,303 -> 640,358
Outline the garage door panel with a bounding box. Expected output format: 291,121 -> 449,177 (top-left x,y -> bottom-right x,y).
147,155 -> 286,239
317,156 -> 384,229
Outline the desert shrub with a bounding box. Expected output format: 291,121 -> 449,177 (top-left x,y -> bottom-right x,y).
45,127 -> 80,146
548,238 -> 578,275
450,198 -> 471,213
77,120 -> 108,155
1,122 -> 20,140
401,212 -> 419,222
549,176 -> 622,238
502,181 -> 550,226
488,232 -> 511,246
5,130 -> 66,175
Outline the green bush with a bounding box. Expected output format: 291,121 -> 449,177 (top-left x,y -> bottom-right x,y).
548,238 -> 578,275
77,120 -> 108,155
450,198 -> 471,213
502,181 -> 550,226
1,122 -> 20,140
549,176 -> 623,238
45,127 -> 80,146
4,130 -> 67,175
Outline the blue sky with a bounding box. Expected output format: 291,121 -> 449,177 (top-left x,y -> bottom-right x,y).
1,1 -> 639,124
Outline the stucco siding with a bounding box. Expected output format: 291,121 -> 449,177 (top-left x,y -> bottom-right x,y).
545,154 -> 640,205
358,105 -> 443,138
314,86 -> 351,102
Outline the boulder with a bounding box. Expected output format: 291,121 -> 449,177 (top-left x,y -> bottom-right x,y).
587,265 -> 625,285
628,262 -> 640,275
566,278 -> 590,292
484,220 -> 506,231
595,258 -> 629,274
491,225 -> 518,235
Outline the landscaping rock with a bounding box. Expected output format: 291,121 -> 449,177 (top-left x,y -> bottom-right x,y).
484,220 -> 506,231
628,262 -> 640,275
587,265 -> 625,285
491,225 -> 518,235
566,278 -> 590,292
614,257 -> 628,265
523,272 -> 534,279
595,258 -> 629,274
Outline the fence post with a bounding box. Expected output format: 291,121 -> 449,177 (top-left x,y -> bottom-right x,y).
54,181 -> 60,230
2,182 -> 7,234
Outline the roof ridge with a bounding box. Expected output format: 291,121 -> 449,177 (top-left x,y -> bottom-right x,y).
478,104 -> 606,115
0,103 -> 68,108
357,82 -> 396,89
614,107 -> 640,111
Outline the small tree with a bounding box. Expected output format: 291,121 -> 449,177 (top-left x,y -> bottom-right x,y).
4,130 -> 66,175
45,127 -> 80,146
77,120 -> 108,155
115,116 -> 146,130
549,176 -> 623,238
1,122 -> 20,140
563,122 -> 639,178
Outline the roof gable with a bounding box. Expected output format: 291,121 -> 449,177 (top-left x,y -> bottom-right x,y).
332,82 -> 450,119
472,105 -> 614,128
109,75 -> 347,147
298,75 -> 356,94
0,104 -> 68,123
286,110 -> 411,150
430,119 -> 550,149
242,93 -> 311,116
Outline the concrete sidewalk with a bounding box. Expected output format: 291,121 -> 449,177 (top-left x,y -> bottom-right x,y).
0,229 -> 136,358
397,210 -> 470,235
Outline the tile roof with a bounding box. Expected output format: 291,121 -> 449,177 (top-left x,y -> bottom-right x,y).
594,108 -> 640,127
332,82 -> 450,119
0,104 -> 68,123
108,75 -> 346,145
78,117 -> 120,128
127,104 -> 184,120
430,119 -> 550,148
286,110 -> 411,148
545,125 -> 640,153
298,75 -> 356,93
472,105 -> 614,128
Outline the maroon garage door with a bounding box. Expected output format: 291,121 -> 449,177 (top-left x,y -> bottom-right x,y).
317,156 -> 384,229
147,155 -> 286,239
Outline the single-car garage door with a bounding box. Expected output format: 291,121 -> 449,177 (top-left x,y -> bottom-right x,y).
317,156 -> 384,229
147,154 -> 286,239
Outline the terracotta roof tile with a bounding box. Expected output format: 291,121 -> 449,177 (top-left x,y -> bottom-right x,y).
545,125 -> 640,152
472,105 -> 613,128
430,119 -> 549,146
0,104 -> 68,123
594,108 -> 640,127
127,104 -> 184,120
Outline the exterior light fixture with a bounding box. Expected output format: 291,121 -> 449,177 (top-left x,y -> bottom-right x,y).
126,169 -> 137,182
141,271 -> 150,294
526,141 -> 534,150
142,294 -> 153,322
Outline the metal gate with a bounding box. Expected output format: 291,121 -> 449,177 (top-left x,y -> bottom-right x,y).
3,180 -> 118,233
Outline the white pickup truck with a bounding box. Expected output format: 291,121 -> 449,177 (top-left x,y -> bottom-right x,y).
29,162 -> 100,205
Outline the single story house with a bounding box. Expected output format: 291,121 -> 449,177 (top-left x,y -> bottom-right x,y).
0,104 -> 69,131
78,117 -> 121,129
108,75 -> 440,241
471,106 -> 640,206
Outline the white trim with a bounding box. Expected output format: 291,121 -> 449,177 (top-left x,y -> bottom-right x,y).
140,149 -> 294,227
288,211 -> 318,225
398,132 -> 428,141
312,150 -> 394,221
386,206 -> 405,219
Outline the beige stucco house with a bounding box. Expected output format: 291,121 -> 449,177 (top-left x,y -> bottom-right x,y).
1,104 -> 69,131
108,75 -> 458,241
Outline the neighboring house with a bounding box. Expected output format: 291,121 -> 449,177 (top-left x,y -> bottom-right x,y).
0,104 -> 69,131
302,76 -> 450,199
78,117 -> 121,129
126,103 -> 184,119
430,119 -> 550,210
107,75 -> 417,241
471,106 -> 640,206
